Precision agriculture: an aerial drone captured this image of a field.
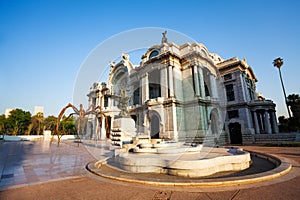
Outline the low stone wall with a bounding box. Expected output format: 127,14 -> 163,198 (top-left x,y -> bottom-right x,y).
3,135 -> 43,141
3,135 -> 76,141
253,133 -> 297,144
51,135 -> 76,140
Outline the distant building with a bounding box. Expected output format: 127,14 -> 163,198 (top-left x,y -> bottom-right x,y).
87,34 -> 279,144
5,108 -> 13,118
34,106 -> 44,115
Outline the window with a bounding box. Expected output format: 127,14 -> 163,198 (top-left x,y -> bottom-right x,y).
133,88 -> 140,105
149,84 -> 161,99
248,88 -> 254,100
224,73 -> 232,81
149,50 -> 159,59
204,82 -> 210,96
228,110 -> 239,119
104,96 -> 108,107
225,84 -> 235,101
203,68 -> 211,97
148,70 -> 161,99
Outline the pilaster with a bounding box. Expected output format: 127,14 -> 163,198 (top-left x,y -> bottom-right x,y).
193,65 -> 200,96
142,73 -> 149,102
160,67 -> 168,98
198,67 -> 205,98
168,66 -> 174,97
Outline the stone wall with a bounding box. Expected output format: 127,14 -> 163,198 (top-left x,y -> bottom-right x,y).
253,133 -> 297,144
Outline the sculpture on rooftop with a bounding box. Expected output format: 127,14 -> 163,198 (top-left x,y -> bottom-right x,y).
162,31 -> 168,44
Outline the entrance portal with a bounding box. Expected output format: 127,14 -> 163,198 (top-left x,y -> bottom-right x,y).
150,115 -> 160,139
229,122 -> 242,144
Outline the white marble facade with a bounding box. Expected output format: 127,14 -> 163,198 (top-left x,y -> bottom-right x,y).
87,35 -> 279,144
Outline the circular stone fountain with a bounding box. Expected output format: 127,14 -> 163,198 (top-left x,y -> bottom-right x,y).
87,141 -> 292,187
99,141 -> 251,178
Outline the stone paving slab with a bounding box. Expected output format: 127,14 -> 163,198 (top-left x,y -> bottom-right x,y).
0,140 -> 114,191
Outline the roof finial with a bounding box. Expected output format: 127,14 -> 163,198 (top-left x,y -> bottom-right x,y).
162,31 -> 168,44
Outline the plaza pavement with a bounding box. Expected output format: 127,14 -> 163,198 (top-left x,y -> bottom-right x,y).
0,139 -> 299,200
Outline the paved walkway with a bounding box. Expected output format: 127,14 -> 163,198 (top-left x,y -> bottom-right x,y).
0,139 -> 115,191
0,140 -> 299,199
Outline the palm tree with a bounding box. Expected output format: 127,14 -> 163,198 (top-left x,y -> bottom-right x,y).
273,57 -> 292,118
35,112 -> 44,135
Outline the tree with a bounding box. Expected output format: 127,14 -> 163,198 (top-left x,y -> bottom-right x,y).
43,115 -> 57,132
287,94 -> 300,119
278,93 -> 300,132
0,114 -> 6,139
28,115 -> 41,135
273,57 -> 292,118
61,115 -> 76,135
56,115 -> 76,145
26,123 -> 33,135
6,109 -> 31,135
33,112 -> 44,135
278,115 -> 289,132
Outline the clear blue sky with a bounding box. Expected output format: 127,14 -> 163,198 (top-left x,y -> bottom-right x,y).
1,0 -> 299,117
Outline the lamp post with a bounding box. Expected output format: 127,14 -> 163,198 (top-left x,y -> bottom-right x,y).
273,57 -> 292,118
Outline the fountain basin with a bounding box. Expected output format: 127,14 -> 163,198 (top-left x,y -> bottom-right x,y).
111,146 -> 251,177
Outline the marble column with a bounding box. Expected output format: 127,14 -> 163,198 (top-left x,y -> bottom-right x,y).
160,67 -> 168,98
96,118 -> 100,140
258,112 -> 264,133
100,116 -> 106,140
264,110 -> 272,134
253,111 -> 260,134
168,66 -> 174,97
172,103 -> 178,141
198,67 -> 205,98
92,117 -> 96,139
142,73 -> 149,102
110,84 -> 114,107
240,74 -> 247,101
193,65 -> 200,96
270,110 -> 279,133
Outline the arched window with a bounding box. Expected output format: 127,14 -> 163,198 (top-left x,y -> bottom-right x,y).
149,50 -> 159,59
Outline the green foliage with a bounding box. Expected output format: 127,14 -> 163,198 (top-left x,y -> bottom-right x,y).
287,94 -> 300,119
43,115 -> 57,132
0,114 -> 7,137
6,109 -> 31,135
30,112 -> 44,135
278,93 -> 300,132
59,115 -> 76,135
29,116 -> 40,135
287,94 -> 300,105
278,115 -> 299,132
